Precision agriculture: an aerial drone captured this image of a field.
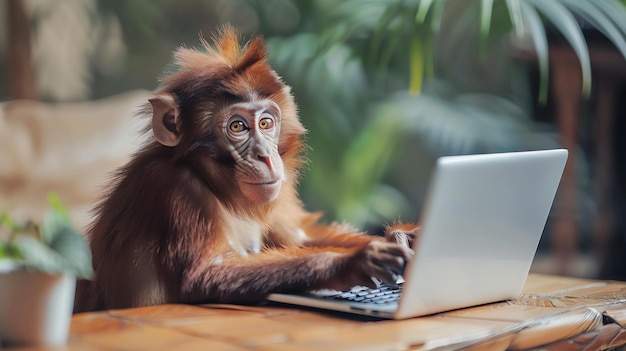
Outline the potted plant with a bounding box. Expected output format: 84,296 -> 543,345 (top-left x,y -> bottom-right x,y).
0,193 -> 93,347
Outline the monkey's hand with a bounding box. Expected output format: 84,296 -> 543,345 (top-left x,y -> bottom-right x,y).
325,241 -> 413,291
385,224 -> 420,250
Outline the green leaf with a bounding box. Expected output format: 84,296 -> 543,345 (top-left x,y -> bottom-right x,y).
0,242 -> 7,258
561,0 -> 626,59
376,6 -> 418,85
416,0 -> 435,23
41,211 -> 94,279
506,0 -> 525,39
336,0 -> 388,31
480,0 -> 495,55
520,2 -> 549,103
1,212 -> 16,233
429,0 -> 448,32
318,22 -> 359,55
14,236 -> 66,275
529,0 -> 591,96
409,34 -> 425,94
16,232 -> 93,279
46,192 -> 71,223
368,0 -> 404,66
379,91 -> 547,157
0,242 -> 23,259
337,117 -> 405,226
594,0 -> 626,37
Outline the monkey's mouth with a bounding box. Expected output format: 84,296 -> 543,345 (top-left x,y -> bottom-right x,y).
239,179 -> 282,203
243,179 -> 281,186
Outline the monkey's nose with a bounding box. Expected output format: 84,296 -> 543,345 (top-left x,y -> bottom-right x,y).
258,155 -> 273,171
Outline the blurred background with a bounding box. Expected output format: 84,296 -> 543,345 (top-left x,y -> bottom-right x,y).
1,0 -> 626,280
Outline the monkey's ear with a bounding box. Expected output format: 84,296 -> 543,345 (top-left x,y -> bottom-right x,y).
149,94 -> 182,147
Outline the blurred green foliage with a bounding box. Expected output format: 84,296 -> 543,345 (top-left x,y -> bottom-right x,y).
253,0 -> 626,228
4,0 -> 624,230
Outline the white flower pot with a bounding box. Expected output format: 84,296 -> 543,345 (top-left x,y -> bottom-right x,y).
0,263 -> 76,347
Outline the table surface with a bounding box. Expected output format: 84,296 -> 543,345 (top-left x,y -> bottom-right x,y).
13,274 -> 626,351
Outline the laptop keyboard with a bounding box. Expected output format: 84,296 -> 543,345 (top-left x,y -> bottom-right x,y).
321,284 -> 402,305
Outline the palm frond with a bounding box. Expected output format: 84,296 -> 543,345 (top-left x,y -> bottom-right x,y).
429,0 -> 448,32
595,0 -> 626,36
480,0 -> 495,54
380,91 -> 560,156
520,2 -> 549,103
529,0 -> 592,96
410,33 -> 425,94
562,0 -> 626,58
506,0 -> 525,38
323,0 -> 626,98
416,0 -> 435,23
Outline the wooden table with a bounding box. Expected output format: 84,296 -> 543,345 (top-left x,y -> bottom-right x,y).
16,274 -> 626,350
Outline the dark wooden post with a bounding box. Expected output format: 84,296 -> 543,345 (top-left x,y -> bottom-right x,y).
5,0 -> 36,99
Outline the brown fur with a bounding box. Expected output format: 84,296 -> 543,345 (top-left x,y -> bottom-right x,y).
74,26 -> 417,313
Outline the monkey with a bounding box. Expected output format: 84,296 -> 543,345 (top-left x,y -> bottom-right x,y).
73,26 -> 419,313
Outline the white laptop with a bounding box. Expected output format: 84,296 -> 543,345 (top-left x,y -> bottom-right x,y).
267,149 -> 568,319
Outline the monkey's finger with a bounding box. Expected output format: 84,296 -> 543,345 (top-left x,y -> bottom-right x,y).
371,252 -> 406,267
373,271 -> 398,286
373,246 -> 406,258
367,265 -> 398,286
379,244 -> 414,262
371,254 -> 405,276
386,230 -> 409,247
356,272 -> 378,289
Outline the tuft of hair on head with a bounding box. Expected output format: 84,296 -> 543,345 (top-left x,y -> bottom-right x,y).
169,24 -> 268,78
211,24 -> 268,72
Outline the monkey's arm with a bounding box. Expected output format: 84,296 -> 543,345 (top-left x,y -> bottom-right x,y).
271,211 -> 420,250
179,242 -> 411,304
302,222 -> 381,248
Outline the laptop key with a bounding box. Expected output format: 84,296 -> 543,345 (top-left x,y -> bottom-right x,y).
322,283 -> 402,304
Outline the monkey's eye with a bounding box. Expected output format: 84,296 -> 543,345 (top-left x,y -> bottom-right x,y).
259,117 -> 275,130
229,120 -> 248,133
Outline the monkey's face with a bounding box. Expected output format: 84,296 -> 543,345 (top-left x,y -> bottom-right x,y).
221,99 -> 285,204
150,93 -> 289,205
